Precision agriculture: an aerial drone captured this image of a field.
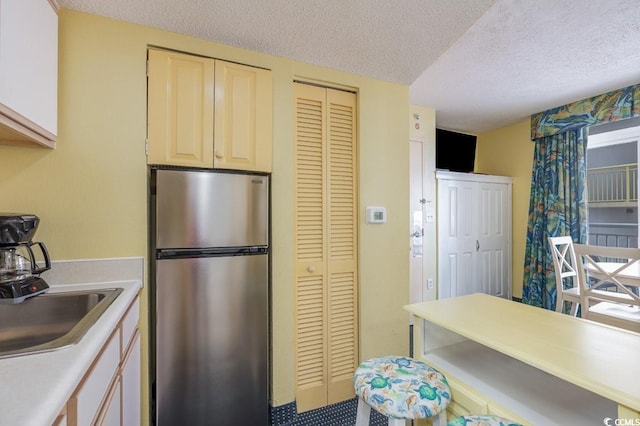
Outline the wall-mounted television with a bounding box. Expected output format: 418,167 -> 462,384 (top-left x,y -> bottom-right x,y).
436,128 -> 477,173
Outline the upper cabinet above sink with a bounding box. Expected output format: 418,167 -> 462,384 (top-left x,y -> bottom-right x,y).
0,0 -> 58,148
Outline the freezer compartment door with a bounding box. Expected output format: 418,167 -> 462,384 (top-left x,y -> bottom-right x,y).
154,169 -> 269,249
155,254 -> 268,425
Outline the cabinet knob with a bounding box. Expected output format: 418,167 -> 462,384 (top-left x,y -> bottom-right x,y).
215,150 -> 223,159
307,265 -> 316,273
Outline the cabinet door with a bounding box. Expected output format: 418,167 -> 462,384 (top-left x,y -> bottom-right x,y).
214,60 -> 272,172
437,179 -> 478,298
294,82 -> 328,412
122,331 -> 141,426
437,175 -> 512,300
69,333 -> 120,425
0,0 -> 57,146
98,375 -> 121,426
325,88 -> 358,405
147,49 -> 215,167
293,83 -> 358,412
476,182 -> 511,299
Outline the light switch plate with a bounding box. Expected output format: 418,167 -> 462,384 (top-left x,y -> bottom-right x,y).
425,208 -> 436,223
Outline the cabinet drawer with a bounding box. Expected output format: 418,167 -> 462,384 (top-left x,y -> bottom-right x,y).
121,296 -> 139,354
71,332 -> 120,425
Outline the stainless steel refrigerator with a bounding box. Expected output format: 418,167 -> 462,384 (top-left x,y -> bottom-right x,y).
150,168 -> 269,426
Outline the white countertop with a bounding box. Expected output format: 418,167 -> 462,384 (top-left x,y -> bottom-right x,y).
0,279 -> 142,426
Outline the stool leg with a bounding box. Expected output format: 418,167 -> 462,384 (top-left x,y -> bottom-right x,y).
388,418 -> 407,426
355,398 -> 371,426
431,411 -> 447,426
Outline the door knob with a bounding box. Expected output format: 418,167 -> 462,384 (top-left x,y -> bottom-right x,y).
307,265 -> 316,273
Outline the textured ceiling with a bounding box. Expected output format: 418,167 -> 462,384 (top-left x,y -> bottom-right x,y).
56,0 -> 494,84
411,0 -> 640,133
57,0 -> 640,134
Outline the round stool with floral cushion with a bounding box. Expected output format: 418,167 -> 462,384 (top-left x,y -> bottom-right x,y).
447,414 -> 523,426
353,355 -> 451,426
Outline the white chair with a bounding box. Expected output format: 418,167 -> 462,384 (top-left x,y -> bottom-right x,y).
573,244 -> 640,333
548,236 -> 581,315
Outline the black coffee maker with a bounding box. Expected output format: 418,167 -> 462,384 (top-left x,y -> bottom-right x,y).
0,213 -> 51,303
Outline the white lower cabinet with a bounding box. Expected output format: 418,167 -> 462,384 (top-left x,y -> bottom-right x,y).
70,332 -> 120,425
121,331 -> 141,426
64,295 -> 140,426
99,376 -> 122,426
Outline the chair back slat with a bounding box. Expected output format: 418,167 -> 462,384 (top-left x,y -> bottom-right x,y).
548,236 -> 581,315
573,243 -> 640,332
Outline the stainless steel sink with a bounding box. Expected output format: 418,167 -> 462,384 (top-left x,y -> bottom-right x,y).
0,288 -> 123,359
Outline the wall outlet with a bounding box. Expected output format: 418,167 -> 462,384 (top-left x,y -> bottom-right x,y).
427,278 -> 434,290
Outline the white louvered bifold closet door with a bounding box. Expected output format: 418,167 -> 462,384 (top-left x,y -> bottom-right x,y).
293,83 -> 358,413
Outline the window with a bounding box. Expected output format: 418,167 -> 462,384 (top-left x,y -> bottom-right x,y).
587,118 -> 640,247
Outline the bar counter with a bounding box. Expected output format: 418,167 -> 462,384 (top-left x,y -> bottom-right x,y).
405,293 -> 640,425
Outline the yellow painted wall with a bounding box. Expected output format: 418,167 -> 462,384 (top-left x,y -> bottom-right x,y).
0,8 -> 410,421
475,119 -> 533,299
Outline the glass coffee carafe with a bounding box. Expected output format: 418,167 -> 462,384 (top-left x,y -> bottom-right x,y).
0,242 -> 50,284
0,214 -> 51,303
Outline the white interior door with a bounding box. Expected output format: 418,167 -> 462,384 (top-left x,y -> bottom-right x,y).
476,182 -> 510,298
437,178 -> 477,298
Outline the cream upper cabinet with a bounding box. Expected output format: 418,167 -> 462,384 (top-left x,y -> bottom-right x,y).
0,0 -> 58,148
147,49 -> 215,168
214,60 -> 272,172
147,49 -> 273,172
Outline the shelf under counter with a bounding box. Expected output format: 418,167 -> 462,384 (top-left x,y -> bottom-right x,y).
405,293 -> 640,425
419,327 -> 616,424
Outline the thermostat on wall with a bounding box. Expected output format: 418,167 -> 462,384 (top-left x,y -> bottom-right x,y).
366,206 -> 387,224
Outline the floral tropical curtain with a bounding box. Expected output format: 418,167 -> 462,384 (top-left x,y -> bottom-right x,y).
523,83 -> 640,309
522,129 -> 588,309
